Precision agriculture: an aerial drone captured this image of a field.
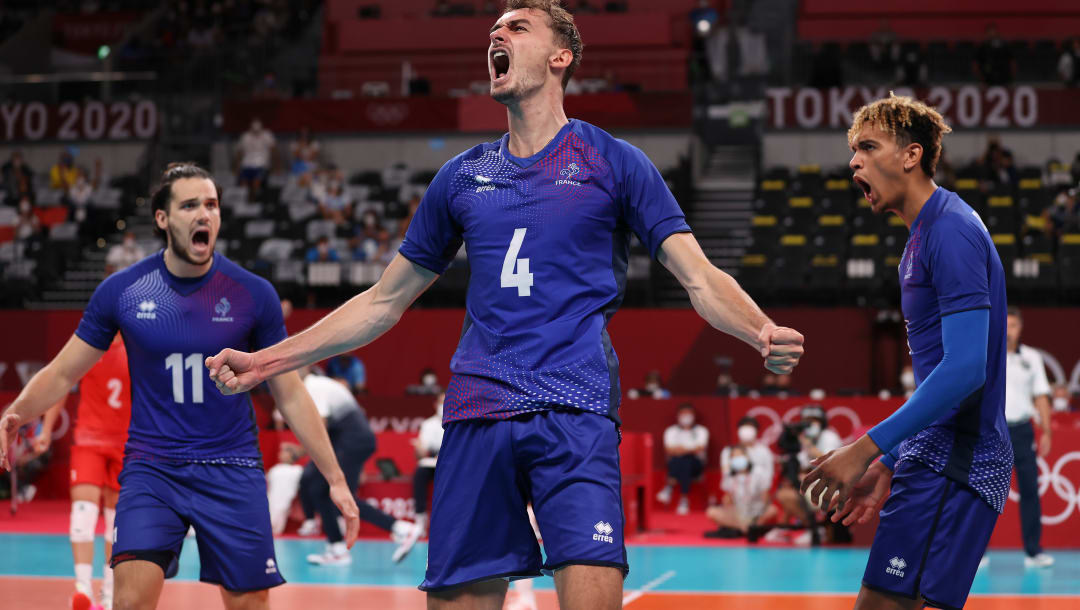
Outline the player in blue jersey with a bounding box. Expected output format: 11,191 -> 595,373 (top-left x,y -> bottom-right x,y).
801,94 -> 1011,610
0,163 -> 360,610
206,2 -> 804,608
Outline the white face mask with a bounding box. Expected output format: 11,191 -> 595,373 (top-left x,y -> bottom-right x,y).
1053,397 -> 1069,411
731,455 -> 750,472
678,414 -> 695,427
422,374 -> 437,386
806,423 -> 822,439
737,425 -> 757,444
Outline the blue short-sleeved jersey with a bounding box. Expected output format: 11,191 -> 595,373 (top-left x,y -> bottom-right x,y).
895,187 -> 1011,512
76,251 -> 286,465
399,119 -> 690,424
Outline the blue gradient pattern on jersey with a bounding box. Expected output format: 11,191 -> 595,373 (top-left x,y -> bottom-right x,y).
400,120 -> 690,424
76,252 -> 286,465
893,187 -> 1012,512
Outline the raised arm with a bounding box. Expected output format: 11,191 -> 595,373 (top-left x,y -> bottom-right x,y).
657,232 -> 804,374
207,254 -> 438,394
1,335 -> 105,469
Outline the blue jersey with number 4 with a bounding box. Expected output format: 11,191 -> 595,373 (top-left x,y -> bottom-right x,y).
399,119 -> 690,424
75,252 -> 286,465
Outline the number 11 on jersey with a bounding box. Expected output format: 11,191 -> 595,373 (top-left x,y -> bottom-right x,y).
501,228 -> 534,297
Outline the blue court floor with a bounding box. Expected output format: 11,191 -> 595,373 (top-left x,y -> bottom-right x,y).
1,533 -> 1078,596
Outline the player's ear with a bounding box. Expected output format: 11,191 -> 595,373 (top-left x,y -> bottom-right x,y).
903,142 -> 924,173
154,208 -> 168,232
550,47 -> 572,70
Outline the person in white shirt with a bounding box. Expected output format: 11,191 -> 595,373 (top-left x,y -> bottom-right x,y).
104,232 -> 146,274
235,119 -> 276,199
721,416 -> 775,492
411,393 -> 444,535
296,371 -> 422,565
706,444 -> 777,537
657,403 -> 709,515
1004,307 -> 1054,568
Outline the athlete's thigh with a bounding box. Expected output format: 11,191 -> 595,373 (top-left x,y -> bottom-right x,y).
70,482 -> 103,504
186,463 -> 284,593
111,460 -> 188,577
420,419 -> 540,592
553,564 -> 623,610
427,578 -> 508,610
70,444 -> 109,489
521,410 -> 628,576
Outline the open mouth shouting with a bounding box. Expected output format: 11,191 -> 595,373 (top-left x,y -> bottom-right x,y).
190,227 -> 212,257
490,46 -> 511,86
853,175 -> 875,206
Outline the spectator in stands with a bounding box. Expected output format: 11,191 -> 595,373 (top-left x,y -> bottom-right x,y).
974,23 -> 1015,86
306,236 -> 340,263
351,209 -> 384,261
290,127 -> 320,176
715,372 -> 742,397
411,393 -> 445,534
1058,37 -> 1080,87
657,403 -> 709,515
50,149 -> 79,192
67,167 -> 95,223
720,416 -> 775,487
900,365 -> 916,398
479,0 -> 499,16
104,231 -> 147,274
893,43 -> 928,88
319,182 -> 353,227
773,373 -> 798,398
627,370 -> 671,399
407,368 -> 443,395
325,354 -> 366,394
706,444 -> 777,539
1043,187 -> 1078,239
774,405 -> 842,526
757,372 -> 780,396
235,118 -> 275,201
868,19 -> 897,79
14,196 -> 41,241
2,151 -> 34,204
705,9 -> 769,83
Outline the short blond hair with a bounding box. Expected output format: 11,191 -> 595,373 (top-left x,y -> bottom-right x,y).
848,92 -> 952,177
503,0 -> 583,89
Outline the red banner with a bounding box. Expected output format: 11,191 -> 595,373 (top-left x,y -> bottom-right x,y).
221,92 -> 691,134
1,100 -> 159,142
765,86 -> 1076,130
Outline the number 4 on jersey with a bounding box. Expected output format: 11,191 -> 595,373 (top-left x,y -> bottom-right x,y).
501,228 -> 534,297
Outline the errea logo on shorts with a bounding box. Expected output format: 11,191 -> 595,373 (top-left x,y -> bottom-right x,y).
592,521 -> 614,544
265,558 -> 277,574
885,556 -> 907,578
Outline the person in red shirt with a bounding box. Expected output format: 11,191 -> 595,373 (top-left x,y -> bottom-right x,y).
37,335 -> 130,610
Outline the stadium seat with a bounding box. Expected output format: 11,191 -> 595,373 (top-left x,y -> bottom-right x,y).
985,196 -> 1017,235
308,262 -> 343,286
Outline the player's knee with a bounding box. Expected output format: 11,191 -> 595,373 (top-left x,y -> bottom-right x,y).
70,500 -> 99,543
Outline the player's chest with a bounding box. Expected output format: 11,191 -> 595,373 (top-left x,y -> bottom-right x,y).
118,288 -> 255,354
449,156 -> 619,241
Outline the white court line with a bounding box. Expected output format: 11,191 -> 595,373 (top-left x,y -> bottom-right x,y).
622,570 -> 676,607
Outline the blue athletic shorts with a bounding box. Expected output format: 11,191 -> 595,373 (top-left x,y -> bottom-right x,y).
420,409 -> 628,591
862,459 -> 998,610
111,459 -> 285,592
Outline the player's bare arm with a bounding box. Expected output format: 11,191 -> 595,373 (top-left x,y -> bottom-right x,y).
0,335 -> 104,469
265,371 -> 361,547
657,232 -> 804,374
207,254 -> 437,394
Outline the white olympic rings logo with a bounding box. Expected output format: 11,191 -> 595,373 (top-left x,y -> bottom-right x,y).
745,404 -> 864,447
1008,451 -> 1080,525
365,103 -> 409,126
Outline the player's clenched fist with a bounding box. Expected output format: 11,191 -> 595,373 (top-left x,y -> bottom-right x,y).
757,323 -> 805,375
206,349 -> 262,395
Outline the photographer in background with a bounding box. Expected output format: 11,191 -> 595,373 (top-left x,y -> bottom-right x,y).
773,405 -> 842,543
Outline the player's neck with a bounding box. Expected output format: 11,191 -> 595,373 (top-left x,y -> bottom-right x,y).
504,87 -> 569,158
897,178 -> 938,228
163,247 -> 213,278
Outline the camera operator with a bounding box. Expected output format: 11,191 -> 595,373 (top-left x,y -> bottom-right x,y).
775,405 -> 842,530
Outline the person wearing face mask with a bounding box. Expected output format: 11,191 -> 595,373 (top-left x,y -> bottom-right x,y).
306,235 -> 340,263
1051,385 -> 1073,412
105,231 -> 147,274
411,393 -> 445,537
706,445 -> 777,538
235,118 -> 276,201
14,196 -> 41,241
795,405 -> 842,470
721,416 -> 775,491
627,370 -> 671,400
325,353 -> 366,394
1001,307 -> 1055,568
408,368 -> 444,395
657,404 -> 709,515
